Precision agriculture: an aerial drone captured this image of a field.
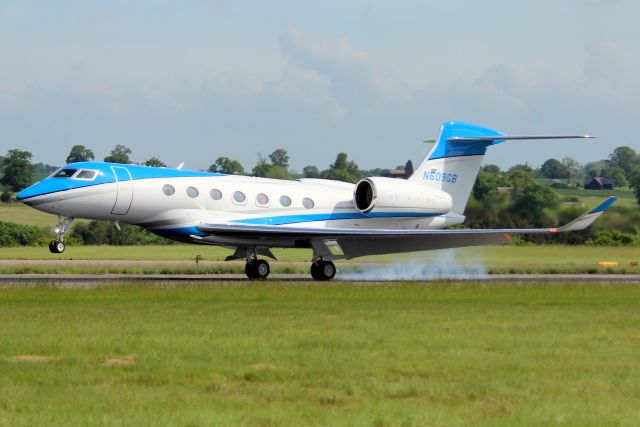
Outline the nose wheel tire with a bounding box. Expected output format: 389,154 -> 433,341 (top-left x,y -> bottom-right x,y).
310,260 -> 336,281
245,259 -> 270,280
48,216 -> 73,254
49,240 -> 65,254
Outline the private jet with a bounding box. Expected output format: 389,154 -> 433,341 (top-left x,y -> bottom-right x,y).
17,121 -> 616,280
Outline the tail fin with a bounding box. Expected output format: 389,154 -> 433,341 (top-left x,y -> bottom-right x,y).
408,122 -> 504,213
408,121 -> 595,214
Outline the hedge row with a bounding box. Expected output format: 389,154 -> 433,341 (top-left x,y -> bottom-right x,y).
0,220 -> 638,247
0,220 -> 173,247
0,222 -> 49,247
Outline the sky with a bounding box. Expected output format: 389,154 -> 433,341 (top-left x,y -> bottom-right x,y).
1,0 -> 639,172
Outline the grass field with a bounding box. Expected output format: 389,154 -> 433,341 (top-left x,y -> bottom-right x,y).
0,203 -> 57,227
0,282 -> 639,426
554,187 -> 638,209
1,245 -> 639,275
554,187 -> 636,200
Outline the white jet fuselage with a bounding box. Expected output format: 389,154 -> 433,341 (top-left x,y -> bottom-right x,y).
22,168 -> 462,246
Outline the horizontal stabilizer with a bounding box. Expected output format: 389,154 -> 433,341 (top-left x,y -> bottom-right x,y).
448,135 -> 596,142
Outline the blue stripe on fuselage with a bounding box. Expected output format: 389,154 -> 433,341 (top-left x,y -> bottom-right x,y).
151,212 -> 443,239
152,226 -> 208,237
231,211 -> 440,225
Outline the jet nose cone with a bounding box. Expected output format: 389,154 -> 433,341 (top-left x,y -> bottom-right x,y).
16,182 -> 45,202
16,187 -> 34,201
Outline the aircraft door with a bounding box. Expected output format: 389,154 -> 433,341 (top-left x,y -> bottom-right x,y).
111,166 -> 133,215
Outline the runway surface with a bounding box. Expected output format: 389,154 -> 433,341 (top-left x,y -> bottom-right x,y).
1,273 -> 640,287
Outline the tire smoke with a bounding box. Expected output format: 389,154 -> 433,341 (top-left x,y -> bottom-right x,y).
338,249 -> 486,281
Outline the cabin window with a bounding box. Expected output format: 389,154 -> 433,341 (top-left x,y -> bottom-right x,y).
233,191 -> 246,204
279,195 -> 291,207
256,193 -> 269,207
75,170 -> 97,180
210,189 -> 222,200
186,186 -> 199,198
302,198 -> 315,209
53,169 -> 77,178
162,184 -> 175,196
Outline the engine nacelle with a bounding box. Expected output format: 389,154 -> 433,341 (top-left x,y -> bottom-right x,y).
353,177 -> 452,215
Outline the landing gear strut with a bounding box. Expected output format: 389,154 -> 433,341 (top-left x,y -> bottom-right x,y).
49,216 -> 74,254
244,249 -> 270,280
310,259 -> 336,281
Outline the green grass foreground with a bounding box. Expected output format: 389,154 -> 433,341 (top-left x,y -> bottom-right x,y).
1,282 -> 639,426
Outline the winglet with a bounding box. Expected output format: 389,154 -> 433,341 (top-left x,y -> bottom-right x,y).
558,196 -> 617,232
587,196 -> 618,213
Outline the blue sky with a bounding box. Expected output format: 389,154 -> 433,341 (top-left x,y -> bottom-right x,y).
1,0 -> 638,171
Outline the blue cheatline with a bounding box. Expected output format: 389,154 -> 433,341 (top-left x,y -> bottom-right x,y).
231,211 -> 441,225
151,226 -> 207,237
149,212 -> 444,236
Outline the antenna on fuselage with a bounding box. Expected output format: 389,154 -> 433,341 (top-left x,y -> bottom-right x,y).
176,162 -> 184,170
423,139 -> 436,144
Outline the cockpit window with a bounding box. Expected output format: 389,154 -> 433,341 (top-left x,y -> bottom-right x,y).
75,170 -> 97,180
53,169 -> 78,178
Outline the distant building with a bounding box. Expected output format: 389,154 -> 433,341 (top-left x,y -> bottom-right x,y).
584,177 -> 615,190
380,169 -> 406,179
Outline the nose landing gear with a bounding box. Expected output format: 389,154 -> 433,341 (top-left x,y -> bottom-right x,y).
49,216 -> 74,254
49,240 -> 65,254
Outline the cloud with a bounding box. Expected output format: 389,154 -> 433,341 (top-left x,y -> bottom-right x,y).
279,25 -> 370,82
79,10 -> 116,25
278,25 -> 405,107
2,11 -> 639,172
584,41 -> 637,89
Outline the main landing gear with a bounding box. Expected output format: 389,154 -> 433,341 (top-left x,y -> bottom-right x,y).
243,257 -> 335,281
49,216 -> 74,254
310,259 -> 336,281
239,247 -> 336,281
245,258 -> 271,280
244,249 -> 271,280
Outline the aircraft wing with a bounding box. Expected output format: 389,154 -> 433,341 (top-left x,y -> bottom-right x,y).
196,197 -> 616,259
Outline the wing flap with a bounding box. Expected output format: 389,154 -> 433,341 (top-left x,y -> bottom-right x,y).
337,232 -> 510,258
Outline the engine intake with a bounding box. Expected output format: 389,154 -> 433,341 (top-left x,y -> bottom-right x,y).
354,177 -> 452,215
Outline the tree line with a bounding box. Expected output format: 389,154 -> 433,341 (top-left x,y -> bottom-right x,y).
1,142 -> 639,247
467,156 -> 640,245
537,147 -> 639,190
2,142 -> 640,202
